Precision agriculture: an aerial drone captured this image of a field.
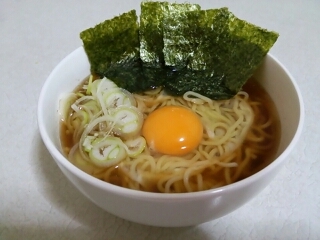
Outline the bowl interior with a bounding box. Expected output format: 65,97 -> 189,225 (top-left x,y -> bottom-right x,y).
253,55 -> 303,158
38,46 -> 304,196
39,47 -> 90,158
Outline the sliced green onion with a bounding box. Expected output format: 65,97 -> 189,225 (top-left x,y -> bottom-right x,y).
82,100 -> 100,115
59,93 -> 77,121
93,77 -> 117,97
86,75 -> 94,95
74,76 -> 147,164
79,110 -> 89,124
124,136 -> 146,157
87,137 -> 126,167
103,88 -> 136,109
99,77 -> 118,90
82,135 -> 96,152
90,79 -> 101,97
71,96 -> 95,113
111,106 -> 143,138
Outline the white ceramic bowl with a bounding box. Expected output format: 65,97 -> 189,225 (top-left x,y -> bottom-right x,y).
38,47 -> 304,227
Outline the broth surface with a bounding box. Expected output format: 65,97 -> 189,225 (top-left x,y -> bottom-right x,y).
60,76 -> 281,192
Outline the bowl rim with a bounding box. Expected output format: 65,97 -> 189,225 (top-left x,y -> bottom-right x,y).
37,47 -> 305,200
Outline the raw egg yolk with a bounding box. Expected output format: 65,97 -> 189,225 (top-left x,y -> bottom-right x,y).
142,106 -> 203,156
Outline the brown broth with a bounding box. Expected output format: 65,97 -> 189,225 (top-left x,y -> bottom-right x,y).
60,76 -> 281,190
238,78 -> 281,179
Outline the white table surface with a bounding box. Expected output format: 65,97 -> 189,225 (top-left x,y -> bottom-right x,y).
1,0 -> 319,239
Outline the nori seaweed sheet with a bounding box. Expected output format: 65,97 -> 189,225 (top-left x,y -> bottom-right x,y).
80,3 -> 279,100
162,8 -> 279,99
80,10 -> 146,92
224,11 -> 279,92
139,1 -> 167,68
104,58 -> 167,92
140,1 -> 200,68
80,9 -> 168,92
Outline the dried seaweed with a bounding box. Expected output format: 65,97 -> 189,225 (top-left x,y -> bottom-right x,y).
104,59 -> 167,92
80,3 -> 279,100
162,7 -> 279,98
80,10 -> 140,77
140,1 -> 200,67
